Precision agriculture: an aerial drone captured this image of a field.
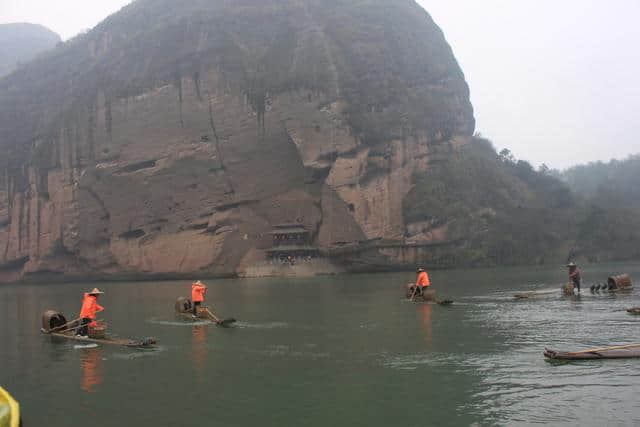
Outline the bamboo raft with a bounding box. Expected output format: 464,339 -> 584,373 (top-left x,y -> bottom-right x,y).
513,290 -> 558,299
42,329 -> 156,348
516,274 -> 633,299
41,310 -> 156,348
514,292 -> 537,300
404,285 -> 453,305
544,344 -> 640,360
589,274 -> 633,293
175,297 -> 236,327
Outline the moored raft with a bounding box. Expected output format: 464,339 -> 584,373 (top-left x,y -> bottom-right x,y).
40,310 -> 156,348
175,297 -> 236,327
544,343 -> 640,360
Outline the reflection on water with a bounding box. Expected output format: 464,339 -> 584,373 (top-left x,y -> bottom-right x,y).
236,321 -> 289,329
0,263 -> 639,426
147,317 -> 210,326
420,303 -> 432,345
191,325 -> 207,375
80,348 -> 103,393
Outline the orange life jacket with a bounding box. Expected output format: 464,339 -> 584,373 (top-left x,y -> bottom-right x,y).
79,294 -> 104,325
416,271 -> 431,287
191,283 -> 207,303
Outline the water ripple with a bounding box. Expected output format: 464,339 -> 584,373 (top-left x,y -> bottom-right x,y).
236,321 -> 289,329
146,317 -> 211,326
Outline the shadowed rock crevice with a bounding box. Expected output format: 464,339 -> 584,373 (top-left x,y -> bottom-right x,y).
118,160 -> 157,174
0,255 -> 29,271
119,229 -> 146,239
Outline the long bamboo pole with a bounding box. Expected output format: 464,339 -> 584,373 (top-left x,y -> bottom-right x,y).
568,343 -> 640,355
54,323 -> 84,334
409,285 -> 418,302
49,317 -> 81,332
204,307 -> 220,323
43,318 -> 82,334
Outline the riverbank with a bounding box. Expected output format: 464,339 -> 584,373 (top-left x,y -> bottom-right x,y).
1,259 -> 635,286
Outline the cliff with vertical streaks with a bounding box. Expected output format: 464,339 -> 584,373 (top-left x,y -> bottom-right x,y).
0,0 -> 474,281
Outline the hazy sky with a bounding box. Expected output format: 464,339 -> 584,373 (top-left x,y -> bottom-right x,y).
420,0 -> 640,169
2,0 -> 640,169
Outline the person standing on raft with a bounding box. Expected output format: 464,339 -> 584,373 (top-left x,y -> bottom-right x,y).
415,267 -> 431,295
77,288 -> 104,337
191,280 -> 207,316
566,262 -> 582,292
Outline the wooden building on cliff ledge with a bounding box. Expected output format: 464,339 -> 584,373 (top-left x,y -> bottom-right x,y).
265,224 -> 319,260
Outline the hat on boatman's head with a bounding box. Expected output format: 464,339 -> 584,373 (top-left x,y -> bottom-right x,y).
88,287 -> 104,295
566,262 -> 577,268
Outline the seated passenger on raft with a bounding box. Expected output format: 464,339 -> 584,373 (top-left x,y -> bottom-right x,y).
191,280 -> 207,315
77,288 -> 104,337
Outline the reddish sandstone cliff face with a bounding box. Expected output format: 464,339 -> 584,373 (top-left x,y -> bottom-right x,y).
0,0 -> 474,281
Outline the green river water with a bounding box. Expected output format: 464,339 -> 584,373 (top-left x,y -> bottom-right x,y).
1,263 -> 640,426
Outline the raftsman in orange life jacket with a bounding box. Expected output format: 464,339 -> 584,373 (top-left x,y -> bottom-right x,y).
191,281 -> 207,303
79,294 -> 104,326
416,271 -> 431,288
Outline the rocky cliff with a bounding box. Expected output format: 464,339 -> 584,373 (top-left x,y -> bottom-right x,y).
0,23 -> 61,77
0,0 -> 474,282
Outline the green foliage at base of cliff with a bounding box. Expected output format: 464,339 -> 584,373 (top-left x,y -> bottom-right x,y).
403,138 -> 640,266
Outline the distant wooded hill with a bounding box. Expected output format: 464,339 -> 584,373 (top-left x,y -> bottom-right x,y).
561,155 -> 640,209
0,23 -> 61,77
404,142 -> 640,266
